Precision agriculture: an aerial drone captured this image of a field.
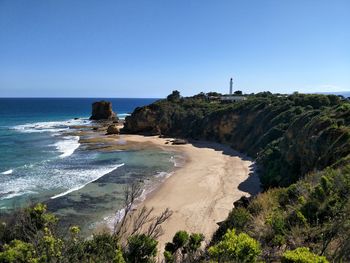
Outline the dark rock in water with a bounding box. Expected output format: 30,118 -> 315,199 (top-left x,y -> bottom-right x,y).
233,196 -> 252,208
106,124 -> 120,135
74,117 -> 79,120
172,139 -> 188,145
90,101 -> 117,120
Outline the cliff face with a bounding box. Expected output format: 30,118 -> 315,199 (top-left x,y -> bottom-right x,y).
90,101 -> 117,120
124,94 -> 350,188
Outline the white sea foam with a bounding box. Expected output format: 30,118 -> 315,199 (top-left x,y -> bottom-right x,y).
118,113 -> 130,120
0,162 -> 125,201
50,163 -> 125,199
12,119 -> 90,134
53,136 -> 80,158
170,155 -> 186,167
1,190 -> 37,200
155,171 -> 173,179
1,169 -> 13,175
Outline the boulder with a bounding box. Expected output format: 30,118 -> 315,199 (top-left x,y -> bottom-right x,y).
90,101 -> 117,120
106,124 -> 120,135
172,139 -> 188,145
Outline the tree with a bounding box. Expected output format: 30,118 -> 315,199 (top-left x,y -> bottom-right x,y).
234,90 -> 243,95
167,90 -> 181,102
208,229 -> 261,263
281,247 -> 329,263
207,92 -> 222,97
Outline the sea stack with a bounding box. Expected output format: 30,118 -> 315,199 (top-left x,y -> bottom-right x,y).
90,101 -> 117,120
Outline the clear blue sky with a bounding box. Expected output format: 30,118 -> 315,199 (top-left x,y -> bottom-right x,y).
0,0 -> 349,97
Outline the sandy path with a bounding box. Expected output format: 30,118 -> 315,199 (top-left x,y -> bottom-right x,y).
117,135 -> 260,251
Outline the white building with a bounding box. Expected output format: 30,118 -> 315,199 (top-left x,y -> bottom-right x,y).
220,96 -> 247,102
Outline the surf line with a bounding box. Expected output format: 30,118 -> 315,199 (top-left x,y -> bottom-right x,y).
1,169 -> 13,175
50,163 -> 125,199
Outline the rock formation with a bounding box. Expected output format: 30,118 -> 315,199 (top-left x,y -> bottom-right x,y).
90,101 -> 117,120
123,93 -> 349,188
106,124 -> 120,135
172,139 -> 188,145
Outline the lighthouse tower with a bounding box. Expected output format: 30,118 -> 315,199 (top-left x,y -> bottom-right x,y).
229,78 -> 233,95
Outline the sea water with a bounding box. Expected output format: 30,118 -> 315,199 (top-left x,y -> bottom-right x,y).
0,98 -> 178,233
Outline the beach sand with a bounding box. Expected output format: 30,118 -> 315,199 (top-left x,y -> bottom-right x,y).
104,134 -> 260,252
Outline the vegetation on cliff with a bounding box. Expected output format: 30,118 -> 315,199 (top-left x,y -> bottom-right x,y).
124,91 -> 350,189
123,91 -> 350,261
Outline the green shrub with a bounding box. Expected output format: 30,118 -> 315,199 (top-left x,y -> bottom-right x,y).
114,246 -> 126,263
172,230 -> 189,249
208,229 -> 261,262
37,227 -> 63,262
127,234 -> 158,263
301,200 -> 319,223
83,232 -> 120,261
187,233 -> 204,252
287,210 -> 307,227
271,234 -> 286,246
163,250 -> 174,263
281,247 -> 329,263
0,240 -> 37,263
267,211 -> 286,235
226,207 -> 251,232
164,231 -> 204,262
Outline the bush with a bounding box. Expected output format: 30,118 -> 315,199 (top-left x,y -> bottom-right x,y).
163,250 -> 174,263
114,247 -> 126,263
226,207 -> 251,231
208,229 -> 261,262
127,234 -> 158,263
82,232 -> 120,262
213,207 -> 252,242
164,231 -> 204,262
267,211 -> 286,236
281,247 -> 329,263
287,210 -> 307,227
172,231 -> 189,249
187,233 -> 204,252
0,240 -> 37,263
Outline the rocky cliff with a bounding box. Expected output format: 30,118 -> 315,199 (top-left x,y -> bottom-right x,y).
124,93 -> 350,188
90,101 -> 117,120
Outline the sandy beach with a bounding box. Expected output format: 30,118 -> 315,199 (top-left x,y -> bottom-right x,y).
101,133 -> 261,251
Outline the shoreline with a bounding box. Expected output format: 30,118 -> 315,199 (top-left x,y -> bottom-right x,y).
14,118 -> 260,251
98,133 -> 261,251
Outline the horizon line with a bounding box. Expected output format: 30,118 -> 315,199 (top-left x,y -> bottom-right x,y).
0,97 -> 163,99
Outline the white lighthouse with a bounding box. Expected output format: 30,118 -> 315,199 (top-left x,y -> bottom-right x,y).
220,77 -> 246,102
229,78 -> 233,95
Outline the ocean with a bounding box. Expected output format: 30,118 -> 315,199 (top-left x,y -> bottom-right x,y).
0,98 -> 179,234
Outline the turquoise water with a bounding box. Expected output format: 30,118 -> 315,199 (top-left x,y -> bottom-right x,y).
0,98 -> 178,232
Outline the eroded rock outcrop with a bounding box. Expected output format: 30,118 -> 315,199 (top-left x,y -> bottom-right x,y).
106,124 -> 120,135
123,93 -> 350,188
90,101 -> 117,120
123,105 -> 161,135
